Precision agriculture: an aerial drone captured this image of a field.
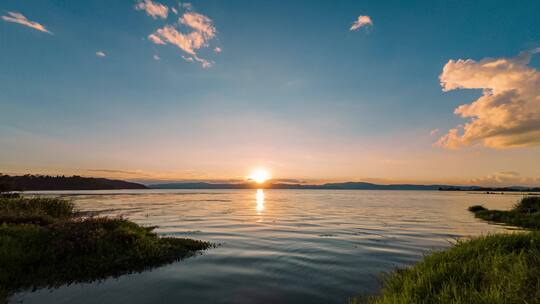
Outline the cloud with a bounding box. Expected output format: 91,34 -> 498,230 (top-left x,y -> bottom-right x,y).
350,15 -> 373,31
1,12 -> 52,34
148,9 -> 217,68
470,171 -> 540,186
214,47 -> 222,54
153,54 -> 160,60
430,128 -> 440,136
436,49 -> 540,149
148,33 -> 166,45
135,0 -> 168,19
181,3 -> 193,10
179,12 -> 216,38
96,51 -> 106,57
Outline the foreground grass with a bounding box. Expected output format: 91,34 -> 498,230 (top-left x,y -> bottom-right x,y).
0,196 -> 210,303
469,196 -> 540,229
355,196 -> 540,304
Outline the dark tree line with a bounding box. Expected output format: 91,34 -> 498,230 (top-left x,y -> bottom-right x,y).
0,174 -> 147,192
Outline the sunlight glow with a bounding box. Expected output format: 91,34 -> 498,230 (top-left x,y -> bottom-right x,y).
249,169 -> 270,184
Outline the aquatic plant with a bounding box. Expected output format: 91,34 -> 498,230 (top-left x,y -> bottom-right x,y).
0,196 -> 210,303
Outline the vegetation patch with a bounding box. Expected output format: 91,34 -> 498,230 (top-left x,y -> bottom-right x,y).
354,196 -> 540,304
0,195 -> 210,303
469,196 -> 540,229
354,232 -> 540,304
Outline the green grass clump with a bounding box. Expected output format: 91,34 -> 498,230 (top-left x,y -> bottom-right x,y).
353,196 -> 540,303
0,196 -> 210,303
0,196 -> 74,225
356,232 -> 540,304
469,196 -> 540,229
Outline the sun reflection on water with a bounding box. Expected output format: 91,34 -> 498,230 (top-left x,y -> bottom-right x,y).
256,189 -> 265,214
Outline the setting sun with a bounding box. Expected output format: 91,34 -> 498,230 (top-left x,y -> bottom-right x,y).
249,169 -> 270,184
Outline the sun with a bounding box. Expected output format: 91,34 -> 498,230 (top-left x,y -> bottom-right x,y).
249,169 -> 270,184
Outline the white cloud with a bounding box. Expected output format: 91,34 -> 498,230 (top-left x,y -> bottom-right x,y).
1,12 -> 52,34
153,54 -> 160,60
148,9 -> 217,68
214,47 -> 222,54
96,51 -> 106,57
436,49 -> 540,149
350,15 -> 373,31
135,0 -> 168,19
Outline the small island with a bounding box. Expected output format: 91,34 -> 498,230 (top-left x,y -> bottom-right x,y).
0,194 -> 210,303
357,196 -> 540,303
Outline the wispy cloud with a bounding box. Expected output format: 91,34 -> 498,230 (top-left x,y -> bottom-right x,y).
1,12 -> 52,34
470,171 -> 540,187
96,51 -> 106,57
350,15 -> 373,31
430,128 -> 440,136
214,47 -> 222,54
135,0 -> 169,19
148,8 -> 218,68
436,49 -> 540,149
153,54 -> 160,60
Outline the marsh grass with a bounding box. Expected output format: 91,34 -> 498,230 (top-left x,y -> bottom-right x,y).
0,196 -> 210,303
469,196 -> 540,229
355,196 -> 540,303
355,232 -> 540,304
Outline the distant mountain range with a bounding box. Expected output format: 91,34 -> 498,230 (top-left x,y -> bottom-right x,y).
0,174 -> 147,191
150,182 -> 540,192
2,174 -> 538,192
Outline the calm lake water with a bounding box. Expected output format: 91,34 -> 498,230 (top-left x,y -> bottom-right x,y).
13,190 -> 522,304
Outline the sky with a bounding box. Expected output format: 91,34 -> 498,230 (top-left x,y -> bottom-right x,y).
1,0 -> 540,186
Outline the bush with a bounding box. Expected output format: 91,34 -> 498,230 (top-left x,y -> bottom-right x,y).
0,197 -> 74,225
468,196 -> 540,229
468,205 -> 486,212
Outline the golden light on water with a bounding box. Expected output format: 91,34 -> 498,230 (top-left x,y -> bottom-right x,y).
248,169 -> 270,184
256,189 -> 265,214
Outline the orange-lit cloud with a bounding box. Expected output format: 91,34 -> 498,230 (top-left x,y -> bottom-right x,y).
350,15 -> 373,31
437,49 -> 540,149
1,12 -> 52,34
135,0 -> 169,19
180,12 -> 216,38
148,9 -> 217,68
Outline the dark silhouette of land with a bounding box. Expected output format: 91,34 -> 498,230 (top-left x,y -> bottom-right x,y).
151,182 -> 540,191
1,174 -> 538,192
0,174 -> 147,191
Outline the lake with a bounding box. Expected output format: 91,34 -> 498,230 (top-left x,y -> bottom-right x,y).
12,190 -> 521,304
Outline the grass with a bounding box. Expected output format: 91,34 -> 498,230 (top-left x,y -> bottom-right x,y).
0,195 -> 210,303
469,196 -> 540,229
353,196 -> 540,304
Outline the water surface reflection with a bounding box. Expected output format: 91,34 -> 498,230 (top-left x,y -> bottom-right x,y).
14,190 -> 522,304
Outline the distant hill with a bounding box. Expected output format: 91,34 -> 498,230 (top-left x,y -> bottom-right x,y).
439,186 -> 540,192
150,181 -> 444,190
150,181 -> 540,191
0,174 -> 147,191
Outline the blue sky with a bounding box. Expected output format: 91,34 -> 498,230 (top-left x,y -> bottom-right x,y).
1,0 -> 540,185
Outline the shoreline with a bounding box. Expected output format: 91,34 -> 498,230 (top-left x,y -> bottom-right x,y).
360,196 -> 540,303
0,195 -> 210,303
